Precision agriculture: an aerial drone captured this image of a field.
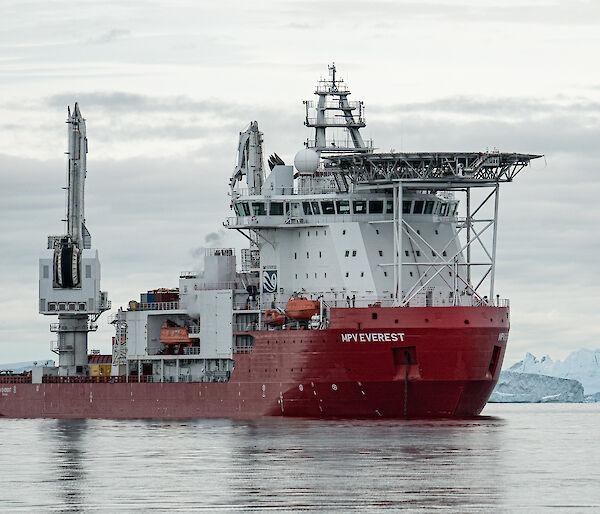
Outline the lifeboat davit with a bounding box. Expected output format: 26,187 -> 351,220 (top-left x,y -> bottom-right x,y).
285,297 -> 320,320
264,309 -> 285,326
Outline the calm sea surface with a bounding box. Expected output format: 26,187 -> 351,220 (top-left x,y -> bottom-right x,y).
0,403 -> 598,512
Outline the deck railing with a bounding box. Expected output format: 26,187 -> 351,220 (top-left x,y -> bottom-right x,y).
0,376 -> 32,384
136,301 -> 180,311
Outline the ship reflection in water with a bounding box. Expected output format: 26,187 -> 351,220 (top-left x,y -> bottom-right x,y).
1,404 -> 599,511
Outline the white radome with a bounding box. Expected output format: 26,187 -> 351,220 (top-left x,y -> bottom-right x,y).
294,148 -> 320,174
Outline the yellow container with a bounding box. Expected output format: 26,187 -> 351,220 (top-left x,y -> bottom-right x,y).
90,364 -> 112,376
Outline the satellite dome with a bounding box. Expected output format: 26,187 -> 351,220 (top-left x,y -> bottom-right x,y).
294,148 -> 320,174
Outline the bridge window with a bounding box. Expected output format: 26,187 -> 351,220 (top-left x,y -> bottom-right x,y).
240,202 -> 250,215
413,200 -> 424,214
402,201 -> 412,214
386,200 -> 394,214
311,201 -> 321,214
321,201 -> 335,214
252,202 -> 266,216
450,204 -> 457,215
424,201 -> 434,214
353,200 -> 367,213
302,202 -> 312,215
369,200 -> 383,213
234,204 -> 244,216
440,204 -> 448,216
336,200 -> 350,214
270,202 -> 283,215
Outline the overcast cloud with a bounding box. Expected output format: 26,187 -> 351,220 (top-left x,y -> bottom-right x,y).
1,0 -> 599,364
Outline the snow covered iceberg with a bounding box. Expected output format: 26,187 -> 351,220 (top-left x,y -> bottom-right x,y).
489,371 -> 584,403
509,349 -> 600,394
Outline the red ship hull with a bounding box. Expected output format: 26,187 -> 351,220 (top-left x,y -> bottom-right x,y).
0,306 -> 508,419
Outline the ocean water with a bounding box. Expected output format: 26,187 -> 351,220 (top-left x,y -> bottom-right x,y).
0,404 -> 598,512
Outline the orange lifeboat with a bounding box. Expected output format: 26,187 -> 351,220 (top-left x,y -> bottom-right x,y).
285,296 -> 320,320
160,322 -> 194,355
264,309 -> 286,326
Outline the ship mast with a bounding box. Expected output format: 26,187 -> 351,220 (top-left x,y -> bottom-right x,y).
304,63 -> 370,155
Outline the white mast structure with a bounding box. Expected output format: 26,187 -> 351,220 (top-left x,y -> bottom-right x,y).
304,63 -> 369,155
39,104 -> 110,376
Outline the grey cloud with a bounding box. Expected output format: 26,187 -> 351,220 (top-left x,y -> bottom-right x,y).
45,92 -> 285,122
372,96 -> 600,118
87,29 -> 131,45
278,0 -> 600,27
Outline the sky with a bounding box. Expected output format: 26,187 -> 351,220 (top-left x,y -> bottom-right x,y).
1,0 -> 599,365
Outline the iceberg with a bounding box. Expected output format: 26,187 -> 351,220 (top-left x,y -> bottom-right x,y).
489,371 -> 584,403
509,349 -> 600,394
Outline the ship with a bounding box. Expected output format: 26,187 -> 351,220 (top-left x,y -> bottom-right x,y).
0,65 -> 541,419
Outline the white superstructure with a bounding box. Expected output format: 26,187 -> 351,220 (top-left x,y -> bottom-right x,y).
225,65 -> 539,313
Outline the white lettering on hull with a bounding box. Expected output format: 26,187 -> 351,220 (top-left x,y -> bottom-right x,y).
0,387 -> 14,396
340,332 -> 405,343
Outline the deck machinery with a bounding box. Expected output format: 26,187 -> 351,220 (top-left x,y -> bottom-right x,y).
38,104 -> 110,377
